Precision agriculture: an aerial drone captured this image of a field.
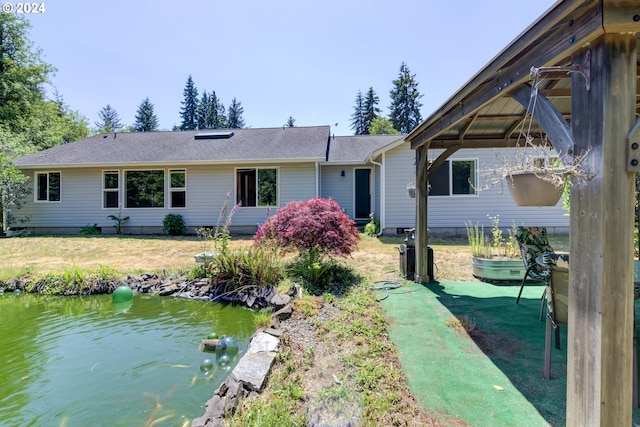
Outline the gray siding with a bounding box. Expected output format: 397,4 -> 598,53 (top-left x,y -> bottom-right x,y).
320,164 -> 380,221
16,163 -> 318,234
427,148 -> 568,233
383,142 -> 416,231
380,145 -> 570,235
320,165 -> 354,216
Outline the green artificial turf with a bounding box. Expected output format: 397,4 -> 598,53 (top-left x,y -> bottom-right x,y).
379,280 -> 640,427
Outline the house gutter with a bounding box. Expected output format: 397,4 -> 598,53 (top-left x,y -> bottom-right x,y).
367,153 -> 385,236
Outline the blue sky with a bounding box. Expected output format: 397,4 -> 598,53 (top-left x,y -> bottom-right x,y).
23,0 -> 557,136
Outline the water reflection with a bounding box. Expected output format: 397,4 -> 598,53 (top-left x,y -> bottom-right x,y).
0,292 -> 255,426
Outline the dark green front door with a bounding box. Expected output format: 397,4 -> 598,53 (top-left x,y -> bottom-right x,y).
355,168 -> 371,219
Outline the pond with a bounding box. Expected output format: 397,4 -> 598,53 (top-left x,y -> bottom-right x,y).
0,291 -> 256,427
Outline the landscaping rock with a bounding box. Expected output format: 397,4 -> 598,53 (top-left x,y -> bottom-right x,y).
246,331 -> 279,353
273,304 -> 293,320
193,329 -> 281,426
270,293 -> 291,307
233,351 -> 277,391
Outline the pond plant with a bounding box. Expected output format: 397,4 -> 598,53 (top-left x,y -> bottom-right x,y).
195,191 -> 241,259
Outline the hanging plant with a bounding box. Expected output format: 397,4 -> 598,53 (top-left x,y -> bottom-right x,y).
483,68 -> 590,206
407,182 -> 416,198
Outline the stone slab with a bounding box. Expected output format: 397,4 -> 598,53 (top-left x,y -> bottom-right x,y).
232,351 -> 277,391
247,331 -> 279,354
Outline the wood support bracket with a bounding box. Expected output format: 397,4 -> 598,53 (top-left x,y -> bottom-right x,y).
625,116 -> 640,172
531,50 -> 591,91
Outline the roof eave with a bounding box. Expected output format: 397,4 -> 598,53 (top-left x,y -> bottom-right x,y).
15,157 -> 326,169
406,0 -> 594,149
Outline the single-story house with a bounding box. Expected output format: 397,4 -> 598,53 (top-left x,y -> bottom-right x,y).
11,125 -> 568,235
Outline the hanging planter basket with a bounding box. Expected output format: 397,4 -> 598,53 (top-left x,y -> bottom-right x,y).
506,171 -> 564,206
407,182 -> 416,198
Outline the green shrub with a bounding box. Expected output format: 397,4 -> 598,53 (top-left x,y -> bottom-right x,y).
163,213 -> 187,236
286,246 -> 361,295
79,224 -> 100,235
363,212 -> 380,237
210,246 -> 283,289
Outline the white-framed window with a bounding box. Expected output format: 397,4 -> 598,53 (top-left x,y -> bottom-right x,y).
236,167 -> 278,207
124,170 -> 164,208
169,169 -> 186,208
103,170 -> 119,208
35,171 -> 61,202
429,159 -> 477,196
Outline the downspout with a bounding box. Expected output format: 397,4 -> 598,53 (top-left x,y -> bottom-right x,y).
367,153 -> 384,236
315,161 -> 320,197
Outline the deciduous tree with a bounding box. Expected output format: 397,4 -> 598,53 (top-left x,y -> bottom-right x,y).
369,117 -> 400,135
253,197 -> 360,257
0,14 -> 88,154
0,153 -> 31,233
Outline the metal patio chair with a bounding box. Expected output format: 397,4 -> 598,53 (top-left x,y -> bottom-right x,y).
515,226 -> 554,305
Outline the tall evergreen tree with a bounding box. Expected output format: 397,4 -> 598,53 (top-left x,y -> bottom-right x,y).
95,104 -> 123,133
286,116 -> 295,127
350,90 -> 365,135
179,75 -> 198,130
388,62 -> 423,134
209,91 -> 227,129
133,97 -> 159,132
227,98 -> 245,128
196,91 -> 210,130
362,87 -> 380,135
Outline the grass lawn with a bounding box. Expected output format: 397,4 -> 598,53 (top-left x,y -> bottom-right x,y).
0,232 -> 569,280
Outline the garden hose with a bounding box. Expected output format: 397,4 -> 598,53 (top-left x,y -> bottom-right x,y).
370,280 -> 402,301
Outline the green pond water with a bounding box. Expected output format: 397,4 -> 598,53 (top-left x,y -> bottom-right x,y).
0,291 -> 256,427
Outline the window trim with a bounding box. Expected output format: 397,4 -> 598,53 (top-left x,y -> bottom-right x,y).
169,169 -> 187,209
34,171 -> 61,203
235,166 -> 279,208
123,169 -> 166,209
102,170 -> 120,209
429,158 -> 478,197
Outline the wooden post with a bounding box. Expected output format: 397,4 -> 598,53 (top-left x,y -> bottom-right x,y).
414,145 -> 429,283
567,34 -> 636,426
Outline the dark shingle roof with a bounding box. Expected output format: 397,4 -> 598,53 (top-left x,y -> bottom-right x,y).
14,126 -> 331,167
326,135 -> 404,163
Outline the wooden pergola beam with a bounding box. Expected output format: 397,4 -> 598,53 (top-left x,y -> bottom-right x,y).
567,33 -> 637,427
511,84 -> 575,163
409,1 -> 603,150
408,2 -> 640,425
